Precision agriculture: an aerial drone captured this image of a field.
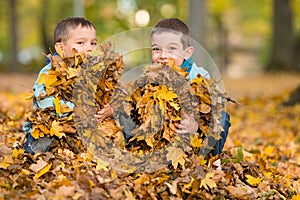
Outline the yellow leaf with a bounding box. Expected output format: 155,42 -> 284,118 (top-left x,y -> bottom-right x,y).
200,172 -> 217,190
145,137 -> 154,148
264,146 -> 275,157
292,194 -> 300,200
166,146 -> 187,169
54,96 -> 61,116
50,120 -> 64,138
33,162 -> 52,179
89,179 -> 95,189
74,52 -> 84,66
12,148 -> 24,158
38,124 -> 50,135
182,177 -> 194,193
245,174 -> 262,186
169,101 -> 180,111
105,81 -> 114,90
96,158 -> 109,171
66,67 -> 78,79
0,155 -> 13,169
21,169 -> 30,175
190,134 -> 203,148
111,170 -> 118,179
56,48 -> 63,57
37,73 -> 47,85
199,156 -> 207,166
124,188 -> 135,200
154,85 -> 177,102
45,74 -> 59,88
263,172 -> 272,179
31,126 -> 40,139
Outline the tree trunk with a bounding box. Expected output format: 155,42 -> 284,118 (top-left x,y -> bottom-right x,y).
9,0 -> 19,72
267,0 -> 295,71
282,85 -> 300,106
40,0 -> 52,55
189,0 -> 206,47
296,34 -> 300,70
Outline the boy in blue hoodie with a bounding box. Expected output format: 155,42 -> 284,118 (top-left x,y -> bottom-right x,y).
24,16 -> 98,153
150,18 -> 231,155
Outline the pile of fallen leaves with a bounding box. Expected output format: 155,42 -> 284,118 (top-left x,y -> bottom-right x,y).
115,62 -> 225,153
1,94 -> 300,199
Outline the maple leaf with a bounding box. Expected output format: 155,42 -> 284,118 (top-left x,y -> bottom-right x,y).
200,172 -> 217,191
50,120 -> 65,138
154,85 -> 177,102
166,146 -> 187,169
190,134 -> 203,148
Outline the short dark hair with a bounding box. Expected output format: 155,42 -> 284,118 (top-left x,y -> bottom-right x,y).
151,18 -> 191,48
54,16 -> 96,43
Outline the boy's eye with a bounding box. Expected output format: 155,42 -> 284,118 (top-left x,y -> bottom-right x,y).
77,41 -> 85,45
169,47 -> 177,51
152,47 -> 160,52
91,42 -> 97,46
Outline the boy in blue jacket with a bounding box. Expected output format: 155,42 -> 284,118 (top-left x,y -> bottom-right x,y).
23,16 -> 98,153
150,18 -> 231,155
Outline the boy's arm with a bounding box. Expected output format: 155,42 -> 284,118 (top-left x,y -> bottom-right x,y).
94,104 -> 114,122
175,113 -> 198,134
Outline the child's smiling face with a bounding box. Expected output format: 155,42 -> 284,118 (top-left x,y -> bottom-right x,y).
151,31 -> 193,67
56,25 -> 97,56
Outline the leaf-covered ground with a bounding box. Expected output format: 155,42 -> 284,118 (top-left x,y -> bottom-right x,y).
0,72 -> 300,199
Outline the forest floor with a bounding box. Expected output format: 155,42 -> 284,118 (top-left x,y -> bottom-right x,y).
0,71 -> 300,199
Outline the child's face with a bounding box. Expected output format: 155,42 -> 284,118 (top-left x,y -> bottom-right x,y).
151,32 -> 193,67
55,25 -> 97,56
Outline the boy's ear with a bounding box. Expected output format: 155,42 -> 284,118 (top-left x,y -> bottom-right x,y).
184,46 -> 194,59
54,42 -> 64,57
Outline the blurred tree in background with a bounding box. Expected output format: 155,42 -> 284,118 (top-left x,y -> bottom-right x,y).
1,0 -> 299,73
267,0 -> 297,71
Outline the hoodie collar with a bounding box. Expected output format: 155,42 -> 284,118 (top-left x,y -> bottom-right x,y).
181,57 -> 193,73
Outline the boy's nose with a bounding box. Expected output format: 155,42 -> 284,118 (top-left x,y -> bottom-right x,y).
85,45 -> 93,52
160,49 -> 170,58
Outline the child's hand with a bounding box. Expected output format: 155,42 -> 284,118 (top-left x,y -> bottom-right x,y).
94,104 -> 114,122
175,113 -> 198,134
